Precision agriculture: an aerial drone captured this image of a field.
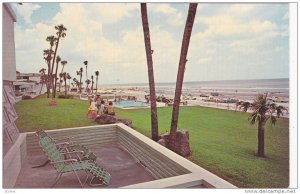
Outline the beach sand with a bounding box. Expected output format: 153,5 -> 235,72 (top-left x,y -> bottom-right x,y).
95,86 -> 289,117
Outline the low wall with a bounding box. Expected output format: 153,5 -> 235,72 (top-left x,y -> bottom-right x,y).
116,123 -> 236,188
25,125 -> 118,153
117,126 -> 190,179
3,134 -> 27,188
4,124 -> 237,188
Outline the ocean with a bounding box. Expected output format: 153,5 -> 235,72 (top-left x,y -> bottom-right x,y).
102,78 -> 289,94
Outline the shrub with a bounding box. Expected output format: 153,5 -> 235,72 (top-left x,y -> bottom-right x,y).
22,95 -> 32,100
58,94 -> 74,99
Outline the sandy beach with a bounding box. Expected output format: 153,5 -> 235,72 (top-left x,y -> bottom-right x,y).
94,84 -> 289,118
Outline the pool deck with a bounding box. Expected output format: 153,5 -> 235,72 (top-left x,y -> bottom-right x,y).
14,143 -> 155,188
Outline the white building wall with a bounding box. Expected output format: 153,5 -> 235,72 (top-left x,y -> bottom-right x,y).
3,3 -> 17,82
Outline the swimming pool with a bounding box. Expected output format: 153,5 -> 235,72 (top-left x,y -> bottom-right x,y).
114,100 -> 149,108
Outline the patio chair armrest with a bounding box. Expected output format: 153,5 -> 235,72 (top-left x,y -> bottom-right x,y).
50,158 -> 78,164
60,150 -> 84,155
53,137 -> 75,142
55,142 -> 70,146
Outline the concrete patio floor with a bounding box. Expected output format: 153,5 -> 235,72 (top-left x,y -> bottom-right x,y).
14,143 -> 155,188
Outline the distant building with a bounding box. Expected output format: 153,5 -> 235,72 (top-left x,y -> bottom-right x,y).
16,72 -> 40,82
14,72 -> 41,96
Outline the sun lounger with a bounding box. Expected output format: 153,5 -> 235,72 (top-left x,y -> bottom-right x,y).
36,129 -> 97,162
37,131 -> 111,187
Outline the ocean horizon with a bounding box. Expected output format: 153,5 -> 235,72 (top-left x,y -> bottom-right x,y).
101,78 -> 289,92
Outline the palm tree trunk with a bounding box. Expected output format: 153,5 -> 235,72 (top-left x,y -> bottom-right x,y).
59,66 -> 64,92
46,45 -> 53,98
169,3 -> 197,151
39,83 -> 44,95
68,79 -> 71,91
50,35 -> 61,94
86,81 -> 88,93
79,75 -> 82,94
141,3 -> 159,141
65,79 -> 67,96
46,84 -> 50,98
96,77 -> 98,93
85,66 -> 88,92
46,61 -> 51,98
53,61 -> 60,98
58,79 -> 61,92
257,119 -> 265,157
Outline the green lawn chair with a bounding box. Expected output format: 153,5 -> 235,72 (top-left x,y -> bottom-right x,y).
36,130 -> 97,162
37,130 -> 111,187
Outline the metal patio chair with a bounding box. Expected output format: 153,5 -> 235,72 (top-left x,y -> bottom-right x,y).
36,130 -> 97,162
37,130 -> 111,187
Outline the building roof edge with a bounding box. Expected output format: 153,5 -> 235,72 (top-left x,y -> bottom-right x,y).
3,3 -> 17,22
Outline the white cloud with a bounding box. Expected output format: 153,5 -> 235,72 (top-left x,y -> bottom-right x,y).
15,3 -> 149,84
14,3 -> 289,83
14,3 -> 41,24
225,4 -> 255,16
196,15 -> 278,38
198,57 -> 212,65
84,3 -> 139,24
150,4 -> 185,27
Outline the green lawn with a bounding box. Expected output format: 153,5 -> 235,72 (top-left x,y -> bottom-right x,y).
15,95 -> 289,188
15,94 -> 97,132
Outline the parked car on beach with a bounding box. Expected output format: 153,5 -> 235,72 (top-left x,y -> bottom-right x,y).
222,98 -> 239,103
80,93 -> 88,100
203,96 -> 218,102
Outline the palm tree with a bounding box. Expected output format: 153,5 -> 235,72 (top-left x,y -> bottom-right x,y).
78,67 -> 83,94
84,61 -> 88,92
43,49 -> 54,98
50,25 -> 67,90
52,55 -> 61,98
61,60 -> 67,73
39,68 -> 47,94
169,3 -> 198,151
62,72 -> 68,96
46,36 -> 57,95
73,78 -> 79,91
59,73 -> 64,92
235,101 -> 242,111
91,75 -> 94,94
46,36 -> 56,74
95,71 -> 99,93
141,3 -> 158,141
59,60 -> 67,92
239,93 -> 287,157
66,73 -> 71,92
43,49 -> 54,62
240,101 -> 251,112
85,79 -> 91,93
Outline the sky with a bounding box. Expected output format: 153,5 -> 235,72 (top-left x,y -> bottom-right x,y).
10,3 -> 289,85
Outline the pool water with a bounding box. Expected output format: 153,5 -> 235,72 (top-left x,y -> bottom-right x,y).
114,100 -> 149,108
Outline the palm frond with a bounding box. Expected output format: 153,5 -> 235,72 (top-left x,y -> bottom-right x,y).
276,105 -> 287,118
240,101 -> 251,112
56,55 -> 61,63
270,116 -> 277,125
248,114 -> 257,125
